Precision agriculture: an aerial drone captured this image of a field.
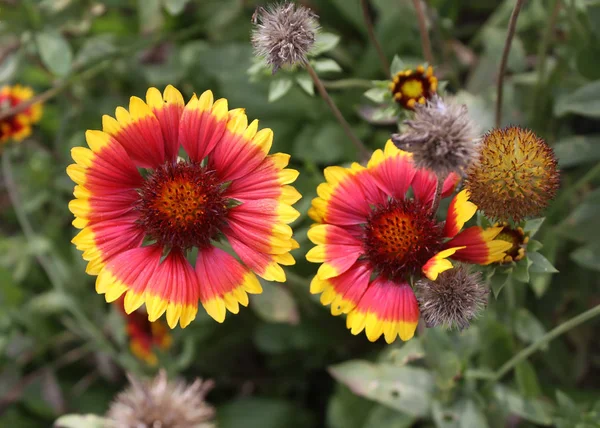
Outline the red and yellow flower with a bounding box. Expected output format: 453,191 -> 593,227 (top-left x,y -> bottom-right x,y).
307,141 -> 512,343
0,85 -> 42,143
389,65 -> 437,110
68,86 -> 301,328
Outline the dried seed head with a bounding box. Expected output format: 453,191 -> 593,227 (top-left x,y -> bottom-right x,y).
106,370 -> 215,428
464,126 -> 560,222
392,95 -> 480,177
416,265 -> 488,330
251,2 -> 319,73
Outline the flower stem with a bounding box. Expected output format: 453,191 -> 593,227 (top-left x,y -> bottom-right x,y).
489,303 -> 600,383
495,0 -> 525,128
2,148 -> 120,359
306,62 -> 371,161
322,78 -> 374,90
429,178 -> 443,217
360,0 -> 390,77
412,0 -> 435,65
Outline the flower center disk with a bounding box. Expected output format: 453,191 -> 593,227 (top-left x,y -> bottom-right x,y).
363,200 -> 443,280
136,161 -> 228,250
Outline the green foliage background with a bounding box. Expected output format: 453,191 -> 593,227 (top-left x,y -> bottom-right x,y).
0,0 -> 599,427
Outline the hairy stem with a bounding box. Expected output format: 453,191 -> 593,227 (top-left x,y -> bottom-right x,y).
429,178 -> 444,216
412,0 -> 434,65
322,78 -> 374,90
306,62 -> 371,160
495,0 -> 525,128
360,0 -> 390,76
490,304 -> 600,382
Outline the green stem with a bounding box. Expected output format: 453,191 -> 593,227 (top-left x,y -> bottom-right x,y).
490,304 -> 600,383
547,161 -> 600,218
322,79 -> 373,90
360,0 -> 390,76
2,149 -> 120,359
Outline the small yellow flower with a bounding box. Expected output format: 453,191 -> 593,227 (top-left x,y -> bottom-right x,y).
465,126 -> 560,222
494,222 -> 528,264
389,65 -> 437,110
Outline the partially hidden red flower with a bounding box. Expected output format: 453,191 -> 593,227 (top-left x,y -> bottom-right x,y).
0,85 -> 42,143
306,141 -> 511,343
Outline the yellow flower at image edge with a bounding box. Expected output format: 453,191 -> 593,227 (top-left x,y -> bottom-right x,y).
306,141 -> 513,344
0,85 -> 42,143
465,126 -> 560,222
389,65 -> 437,110
67,85 -> 301,328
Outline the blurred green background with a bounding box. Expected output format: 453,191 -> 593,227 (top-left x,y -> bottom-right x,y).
1,0 -> 600,427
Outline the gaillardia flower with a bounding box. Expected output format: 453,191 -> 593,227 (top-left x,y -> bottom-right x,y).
392,95 -> 479,177
465,126 -> 559,222
251,2 -> 319,73
0,84 -> 42,143
107,370 -> 215,428
306,141 -> 511,343
494,222 -> 528,264
389,65 -> 437,110
416,265 -> 487,330
116,300 -> 172,366
68,86 -> 301,328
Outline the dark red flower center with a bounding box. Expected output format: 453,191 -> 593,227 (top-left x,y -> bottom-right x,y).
363,199 -> 443,280
135,161 -> 228,250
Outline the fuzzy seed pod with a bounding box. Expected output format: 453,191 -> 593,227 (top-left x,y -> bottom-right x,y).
251,2 -> 319,73
392,95 -> 480,178
106,370 -> 215,428
416,265 -> 488,330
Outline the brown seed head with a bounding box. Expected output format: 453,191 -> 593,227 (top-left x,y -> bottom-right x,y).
392,95 -> 480,177
106,370 -> 215,428
251,2 -> 319,73
416,265 -> 488,330
464,126 -> 560,222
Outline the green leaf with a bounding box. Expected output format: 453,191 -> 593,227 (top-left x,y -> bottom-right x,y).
138,0 -> 164,32
327,385 -> 374,428
382,338 -> 425,366
292,122 -> 347,164
27,291 -> 74,315
458,400 -> 489,428
523,218 -> 545,237
218,398 -> 313,428
162,0 -> 189,15
512,257 -> 532,283
513,309 -> 547,347
528,252 -> 559,273
329,360 -> 434,417
313,59 -> 342,73
311,32 -> 340,56
553,135 -> 600,167
362,406 -> 416,428
363,87 -> 388,103
527,240 -> 543,252
268,78 -> 293,102
53,414 -> 108,428
250,281 -> 299,325
34,30 -> 73,76
390,55 -> 405,76
74,35 -> 117,68
295,73 -> 314,95
555,80 -> 600,118
571,242 -> 600,271
489,271 -> 511,298
515,360 -> 542,398
493,385 -> 553,425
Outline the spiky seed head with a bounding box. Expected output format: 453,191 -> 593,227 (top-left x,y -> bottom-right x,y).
464,126 -> 560,222
251,2 -> 319,73
106,370 -> 216,428
416,265 -> 488,330
392,95 -> 480,177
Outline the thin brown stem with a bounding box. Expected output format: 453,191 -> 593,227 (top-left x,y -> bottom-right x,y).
0,85 -> 63,121
306,62 -> 371,160
430,178 -> 444,216
495,0 -> 525,128
412,0 -> 434,65
360,0 -> 390,77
